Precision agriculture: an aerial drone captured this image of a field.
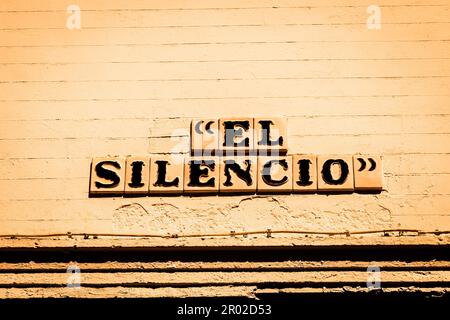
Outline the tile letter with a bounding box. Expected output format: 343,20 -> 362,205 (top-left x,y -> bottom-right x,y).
317,155 -> 354,192
292,155 -> 317,193
125,157 -> 150,195
257,156 -> 293,193
150,156 -> 184,194
90,157 -> 126,195
219,118 -> 254,154
184,158 -> 219,193
353,155 -> 383,191
219,157 -> 257,193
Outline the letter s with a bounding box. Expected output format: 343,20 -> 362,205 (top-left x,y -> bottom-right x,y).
95,161 -> 121,188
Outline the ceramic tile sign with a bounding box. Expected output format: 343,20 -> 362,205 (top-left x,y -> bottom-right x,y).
125,157 -> 150,195
353,155 -> 383,191
191,119 -> 218,156
89,118 -> 383,196
219,157 -> 258,193
219,118 -> 254,155
258,157 -> 293,193
149,156 -> 184,194
317,156 -> 354,192
255,118 -> 288,155
90,157 -> 126,196
292,155 -> 318,193
184,158 -> 219,194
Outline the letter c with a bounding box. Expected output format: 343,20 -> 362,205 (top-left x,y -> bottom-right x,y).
262,159 -> 288,186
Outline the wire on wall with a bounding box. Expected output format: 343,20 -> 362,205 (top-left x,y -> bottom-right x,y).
0,229 -> 449,240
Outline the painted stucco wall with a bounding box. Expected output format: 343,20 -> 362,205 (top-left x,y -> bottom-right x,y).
0,0 -> 449,241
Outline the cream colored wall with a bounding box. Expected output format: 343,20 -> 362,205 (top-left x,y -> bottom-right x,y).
0,0 -> 449,240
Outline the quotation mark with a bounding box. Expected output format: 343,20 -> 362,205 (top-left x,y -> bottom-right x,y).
195,120 -> 216,135
357,157 -> 377,172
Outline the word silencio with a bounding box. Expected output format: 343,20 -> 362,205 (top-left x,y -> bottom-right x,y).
89,118 -> 383,196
